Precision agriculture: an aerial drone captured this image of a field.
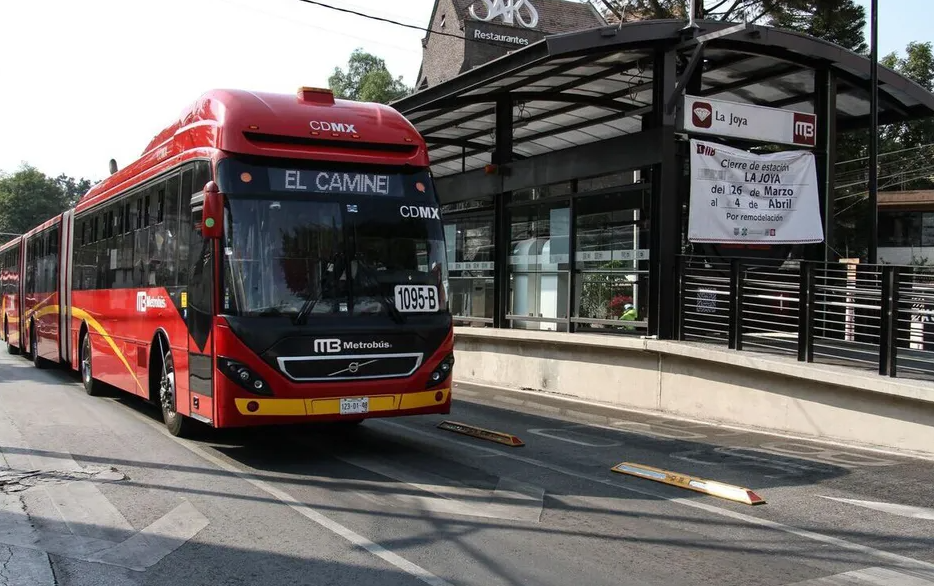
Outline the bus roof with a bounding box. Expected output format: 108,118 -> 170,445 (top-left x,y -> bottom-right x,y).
78,89 -> 428,209
0,236 -> 21,252
23,215 -> 62,238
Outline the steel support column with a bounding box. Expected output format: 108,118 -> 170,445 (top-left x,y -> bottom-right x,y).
814,68 -> 837,262
492,95 -> 513,329
648,50 -> 680,339
868,0 -> 879,264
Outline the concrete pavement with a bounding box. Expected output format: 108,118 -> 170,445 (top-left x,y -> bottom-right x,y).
1,351 -> 934,585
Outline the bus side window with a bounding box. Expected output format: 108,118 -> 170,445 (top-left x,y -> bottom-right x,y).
163,174 -> 180,287
49,228 -> 59,292
178,169 -> 193,288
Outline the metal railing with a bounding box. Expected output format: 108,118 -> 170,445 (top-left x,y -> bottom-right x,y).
678,255 -> 934,381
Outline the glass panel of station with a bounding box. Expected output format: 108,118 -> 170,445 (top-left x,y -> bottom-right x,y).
574,182 -> 650,335
439,169 -> 650,334
442,200 -> 494,326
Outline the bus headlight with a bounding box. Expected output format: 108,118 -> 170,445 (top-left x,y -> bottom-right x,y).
218,357 -> 272,396
425,353 -> 454,388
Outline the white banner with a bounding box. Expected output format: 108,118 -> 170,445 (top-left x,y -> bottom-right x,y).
688,139 -> 824,244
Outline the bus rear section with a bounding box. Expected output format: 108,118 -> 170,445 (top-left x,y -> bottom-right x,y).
207,157 -> 454,428
0,238 -> 23,354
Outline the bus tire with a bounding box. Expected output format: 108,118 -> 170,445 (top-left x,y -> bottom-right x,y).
4,318 -> 18,355
80,331 -> 102,396
31,322 -> 47,369
158,350 -> 193,438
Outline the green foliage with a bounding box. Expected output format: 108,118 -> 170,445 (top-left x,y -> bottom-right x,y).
596,0 -> 865,45
771,0 -> 867,53
328,49 -> 409,104
834,42 -> 934,259
0,164 -> 95,245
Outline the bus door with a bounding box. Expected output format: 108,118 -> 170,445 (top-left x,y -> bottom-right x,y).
185,163 -> 216,423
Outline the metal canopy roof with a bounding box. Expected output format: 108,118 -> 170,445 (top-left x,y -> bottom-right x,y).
394,19 -> 934,178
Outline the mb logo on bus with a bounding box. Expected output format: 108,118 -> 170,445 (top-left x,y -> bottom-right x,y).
313,338 -> 342,354
313,339 -> 392,353
136,292 -> 167,313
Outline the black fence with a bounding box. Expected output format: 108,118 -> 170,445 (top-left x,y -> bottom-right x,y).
678,256 -> 934,381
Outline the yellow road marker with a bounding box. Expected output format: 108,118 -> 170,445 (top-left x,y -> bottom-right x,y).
611,462 -> 765,505
437,420 -> 525,447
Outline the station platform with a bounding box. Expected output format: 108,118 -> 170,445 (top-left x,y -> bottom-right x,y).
453,327 -> 934,457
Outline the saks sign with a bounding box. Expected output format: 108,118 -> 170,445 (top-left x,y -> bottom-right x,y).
469,0 -> 539,29
683,95 -> 817,147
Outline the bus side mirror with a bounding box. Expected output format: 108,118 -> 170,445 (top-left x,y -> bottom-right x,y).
202,181 -> 223,240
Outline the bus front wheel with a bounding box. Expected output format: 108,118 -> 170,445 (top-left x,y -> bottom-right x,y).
158,350 -> 193,438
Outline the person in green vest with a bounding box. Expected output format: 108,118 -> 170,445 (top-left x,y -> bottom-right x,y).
620,303 -> 638,330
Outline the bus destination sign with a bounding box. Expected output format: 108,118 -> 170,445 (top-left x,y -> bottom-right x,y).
270,169 -> 396,196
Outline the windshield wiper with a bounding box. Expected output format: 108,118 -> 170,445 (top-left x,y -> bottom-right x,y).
294,253 -> 343,326
354,258 -> 405,324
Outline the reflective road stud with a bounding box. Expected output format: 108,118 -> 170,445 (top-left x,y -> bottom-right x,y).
611,462 -> 765,505
437,421 -> 525,447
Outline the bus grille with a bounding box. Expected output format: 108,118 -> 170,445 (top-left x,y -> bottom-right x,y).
276,353 -> 423,382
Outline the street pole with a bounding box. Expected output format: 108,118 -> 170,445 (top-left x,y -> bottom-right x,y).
868,0 -> 879,264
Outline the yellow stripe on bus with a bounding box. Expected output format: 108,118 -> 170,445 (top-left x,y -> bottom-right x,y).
22,293 -> 56,322
72,307 -> 144,393
235,389 -> 450,416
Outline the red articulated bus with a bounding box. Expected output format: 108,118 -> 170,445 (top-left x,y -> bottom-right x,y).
4,87 -> 454,436
0,237 -> 24,354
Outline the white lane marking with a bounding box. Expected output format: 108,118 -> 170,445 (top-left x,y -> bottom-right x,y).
455,382 -> 934,462
87,501 -> 210,572
785,566 -> 934,585
376,420 -> 934,573
611,420 -> 707,441
670,446 -> 827,477
527,428 -> 621,448
757,442 -> 896,469
0,545 -> 55,586
120,411 -> 454,586
819,496 -> 934,521
339,454 -> 544,522
44,481 -> 135,542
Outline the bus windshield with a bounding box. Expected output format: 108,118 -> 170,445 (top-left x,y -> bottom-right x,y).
219,162 -> 447,319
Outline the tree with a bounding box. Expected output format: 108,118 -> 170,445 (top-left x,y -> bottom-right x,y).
771,0 -> 867,53
328,49 -> 409,104
55,174 -> 94,209
593,0 -> 865,51
881,43 -> 934,152
0,164 -> 96,242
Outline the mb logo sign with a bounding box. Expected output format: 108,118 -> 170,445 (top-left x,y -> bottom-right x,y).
136,291 -> 167,313
793,112 -> 816,146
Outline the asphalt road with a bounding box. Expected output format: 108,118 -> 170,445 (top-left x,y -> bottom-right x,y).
2,351 -> 934,586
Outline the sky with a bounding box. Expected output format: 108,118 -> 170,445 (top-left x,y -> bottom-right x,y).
0,0 -> 928,181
